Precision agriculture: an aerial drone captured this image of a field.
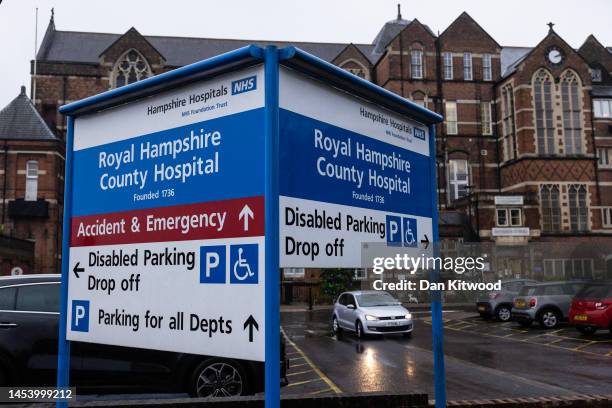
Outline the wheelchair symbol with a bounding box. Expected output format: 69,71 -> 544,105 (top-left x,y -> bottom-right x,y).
233,248 -> 255,281
230,244 -> 258,284
404,225 -> 415,246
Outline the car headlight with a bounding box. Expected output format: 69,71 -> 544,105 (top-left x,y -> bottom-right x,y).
405,313 -> 412,319
365,315 -> 379,321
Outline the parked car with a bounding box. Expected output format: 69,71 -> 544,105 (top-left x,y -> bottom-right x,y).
0,274 -> 288,396
569,282 -> 612,335
476,279 -> 538,321
332,290 -> 413,338
512,281 -> 587,329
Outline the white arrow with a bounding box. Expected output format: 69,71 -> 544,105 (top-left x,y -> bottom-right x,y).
239,204 -> 254,231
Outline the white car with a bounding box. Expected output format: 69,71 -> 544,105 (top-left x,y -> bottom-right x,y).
332,290 -> 413,338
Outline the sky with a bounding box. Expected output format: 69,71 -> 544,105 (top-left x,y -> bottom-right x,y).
0,0 -> 611,107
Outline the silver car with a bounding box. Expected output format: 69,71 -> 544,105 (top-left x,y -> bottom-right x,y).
512,281 -> 587,329
476,279 -> 538,321
332,291 -> 413,338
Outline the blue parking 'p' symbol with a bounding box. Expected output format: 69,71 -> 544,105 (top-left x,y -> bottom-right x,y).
71,300 -> 90,332
200,246 -> 226,284
230,244 -> 258,284
386,215 -> 402,246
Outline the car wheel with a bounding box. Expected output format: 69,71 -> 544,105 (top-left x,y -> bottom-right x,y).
355,320 -> 365,339
576,326 -> 597,336
539,309 -> 560,329
332,315 -> 342,334
518,320 -> 532,328
190,359 -> 248,398
495,306 -> 512,322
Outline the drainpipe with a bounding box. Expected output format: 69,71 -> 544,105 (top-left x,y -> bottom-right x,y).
398,30 -> 405,97
2,141 -> 8,228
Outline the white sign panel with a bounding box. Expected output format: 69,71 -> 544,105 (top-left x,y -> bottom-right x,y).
66,66 -> 266,361
278,67 -> 434,268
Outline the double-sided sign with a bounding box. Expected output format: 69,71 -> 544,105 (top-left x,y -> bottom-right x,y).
62,47 -> 440,378
67,66 -> 266,361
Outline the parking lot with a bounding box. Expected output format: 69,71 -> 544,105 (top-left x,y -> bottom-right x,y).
281,307 -> 612,401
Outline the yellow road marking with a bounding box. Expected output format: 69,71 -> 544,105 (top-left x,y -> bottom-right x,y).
281,328 -> 342,394
310,387 -> 335,395
291,363 -> 308,368
287,369 -> 315,377
287,378 -> 324,387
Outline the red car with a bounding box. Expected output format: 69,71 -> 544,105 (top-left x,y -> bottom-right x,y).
569,282 -> 612,335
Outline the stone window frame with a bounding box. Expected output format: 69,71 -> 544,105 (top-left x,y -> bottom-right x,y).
480,101 -> 492,135
445,101 -> 458,135
501,84 -> 517,161
443,52 -> 453,80
25,160 -> 39,202
111,48 -> 153,89
560,70 -> 584,155
482,53 -> 492,81
567,184 -> 589,232
540,184 -> 561,232
410,48 -> 423,79
532,68 -> 556,155
447,158 -> 470,201
463,52 -> 473,81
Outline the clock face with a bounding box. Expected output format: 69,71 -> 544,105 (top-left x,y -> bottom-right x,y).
546,47 -> 564,65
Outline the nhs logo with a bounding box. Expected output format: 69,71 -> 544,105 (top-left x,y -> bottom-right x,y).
231,76 -> 257,95
414,128 -> 426,141
386,215 -> 418,247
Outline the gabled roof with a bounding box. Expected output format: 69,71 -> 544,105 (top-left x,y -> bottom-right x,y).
36,27 -> 363,66
0,87 -> 57,141
439,11 -> 501,49
98,27 -> 165,62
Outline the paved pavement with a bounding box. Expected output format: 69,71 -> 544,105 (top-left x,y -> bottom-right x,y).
281,308 -> 612,401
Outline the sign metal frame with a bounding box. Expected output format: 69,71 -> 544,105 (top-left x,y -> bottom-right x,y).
57,45 -> 445,408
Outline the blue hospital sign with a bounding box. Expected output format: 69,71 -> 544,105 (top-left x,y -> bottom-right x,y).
278,67 -> 434,267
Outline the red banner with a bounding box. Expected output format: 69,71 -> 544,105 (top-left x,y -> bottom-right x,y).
71,196 -> 264,247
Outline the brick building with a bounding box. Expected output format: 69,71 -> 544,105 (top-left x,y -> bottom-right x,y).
28,10 -> 612,281
0,86 -> 64,275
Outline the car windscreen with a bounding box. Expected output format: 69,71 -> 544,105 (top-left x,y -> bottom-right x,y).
356,293 -> 398,307
575,283 -> 612,299
518,286 -> 537,296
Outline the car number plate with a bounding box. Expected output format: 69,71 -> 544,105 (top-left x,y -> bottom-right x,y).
574,314 -> 588,321
515,300 -> 525,308
387,321 -> 401,326
477,305 -> 486,311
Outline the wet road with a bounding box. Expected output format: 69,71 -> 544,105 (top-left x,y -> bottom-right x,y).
281,308 -> 612,401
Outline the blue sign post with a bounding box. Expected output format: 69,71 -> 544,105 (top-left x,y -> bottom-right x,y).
57,45 -> 445,408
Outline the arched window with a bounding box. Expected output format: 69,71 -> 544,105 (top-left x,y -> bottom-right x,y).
501,85 -> 517,161
560,70 -> 583,154
112,49 -> 152,88
568,184 -> 588,231
339,59 -> 369,80
533,69 -> 555,154
411,91 -> 427,108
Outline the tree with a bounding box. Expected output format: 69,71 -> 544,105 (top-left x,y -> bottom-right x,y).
319,268 -> 354,303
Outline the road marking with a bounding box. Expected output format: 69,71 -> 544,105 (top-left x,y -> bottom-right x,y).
281,327 -> 342,394
309,387 -> 335,395
574,341 -> 597,350
435,319 -> 612,358
287,378 -> 324,387
289,356 -> 305,362
291,363 -> 308,368
287,369 -> 315,377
